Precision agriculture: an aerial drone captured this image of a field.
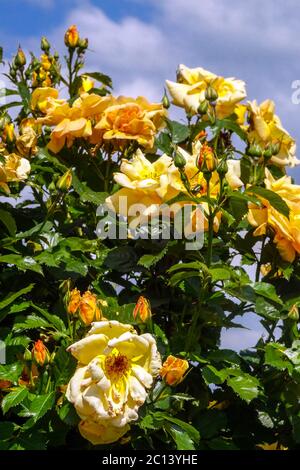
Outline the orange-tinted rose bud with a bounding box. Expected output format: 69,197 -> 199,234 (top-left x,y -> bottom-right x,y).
196,143 -> 217,172
32,340 -> 49,366
64,25 -> 79,48
160,355 -> 189,386
67,287 -> 81,315
133,296 -> 152,323
79,290 -> 102,325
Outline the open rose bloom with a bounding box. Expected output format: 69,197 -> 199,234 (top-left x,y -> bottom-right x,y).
66,321 -> 161,445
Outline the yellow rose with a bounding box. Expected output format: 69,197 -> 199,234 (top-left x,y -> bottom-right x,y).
94,96 -> 166,149
248,169 -> 300,262
31,87 -> 59,113
64,25 -> 79,48
247,100 -> 299,167
166,64 -> 246,117
66,320 -> 161,445
0,153 -> 31,192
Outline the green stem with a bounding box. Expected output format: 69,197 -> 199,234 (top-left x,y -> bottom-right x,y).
255,236 -> 266,282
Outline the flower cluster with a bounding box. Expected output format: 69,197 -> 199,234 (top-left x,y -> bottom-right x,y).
66,320 -> 161,445
67,288 -> 105,325
33,87 -> 166,153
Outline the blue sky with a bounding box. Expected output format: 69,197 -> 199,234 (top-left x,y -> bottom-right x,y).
1,0 -> 299,350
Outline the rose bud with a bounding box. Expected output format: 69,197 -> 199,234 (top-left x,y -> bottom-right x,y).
79,290 -> 103,325
133,296 -> 152,323
64,25 -> 79,48
160,355 -> 189,386
67,287 -> 81,316
32,340 -> 50,366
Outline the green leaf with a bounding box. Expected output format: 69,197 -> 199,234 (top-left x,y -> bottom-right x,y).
265,343 -> 293,373
227,374 -> 260,403
0,209 -> 17,235
138,244 -> 170,269
0,362 -> 23,384
253,282 -> 282,305
84,72 -> 113,88
0,283 -> 35,310
202,365 -> 228,385
166,119 -> 190,143
167,424 -> 195,450
72,173 -> 108,205
0,87 -> 18,97
0,255 -> 43,275
23,392 -> 56,430
13,315 -> 53,332
155,131 -> 172,154
30,303 -> 66,331
2,387 -> 29,414
208,349 -> 241,365
212,118 -> 247,141
255,296 -> 282,320
209,266 -> 233,282
247,186 -> 290,218
164,416 -> 200,444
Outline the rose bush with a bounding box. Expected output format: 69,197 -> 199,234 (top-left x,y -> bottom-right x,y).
0,26 -> 300,451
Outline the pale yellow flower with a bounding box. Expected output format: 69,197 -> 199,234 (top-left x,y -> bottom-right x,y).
247,99 -> 299,167
0,153 -> 31,193
31,87 -> 59,113
166,64 -> 246,117
66,320 -> 161,445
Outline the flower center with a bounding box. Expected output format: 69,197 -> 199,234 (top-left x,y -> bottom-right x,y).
104,352 -> 130,381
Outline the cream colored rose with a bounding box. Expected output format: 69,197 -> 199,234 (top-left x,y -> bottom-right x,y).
166,64 -> 246,117
66,320 -> 161,445
225,160 -> 243,190
0,153 -> 31,193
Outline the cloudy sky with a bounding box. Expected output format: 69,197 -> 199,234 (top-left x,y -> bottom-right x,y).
1,0 -> 299,349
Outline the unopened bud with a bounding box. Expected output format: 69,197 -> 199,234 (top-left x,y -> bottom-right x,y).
162,89 -> 170,109
196,143 -> 217,172
197,100 -> 209,115
133,296 -> 152,323
41,37 -> 51,53
32,340 -> 50,366
23,348 -> 32,361
217,158 -> 228,177
205,85 -> 218,102
15,46 -> 26,67
78,38 -> 89,50
56,169 -> 72,191
64,25 -> 79,48
174,151 -> 186,169
0,114 -> 11,131
288,304 -> 299,322
247,143 -> 262,158
263,145 -> 273,160
271,142 -> 281,156
3,123 -> 15,143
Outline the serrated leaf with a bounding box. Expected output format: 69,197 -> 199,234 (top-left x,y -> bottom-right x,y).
13,315 -> 52,332
2,387 -> 28,414
166,119 -> 190,143
202,365 -> 228,385
22,392 -> 56,430
227,374 -> 260,403
0,255 -> 43,275
84,72 -> 113,88
253,282 -> 283,305
0,283 -> 35,310
0,362 -> 23,384
167,424 -> 195,450
30,303 -> 66,332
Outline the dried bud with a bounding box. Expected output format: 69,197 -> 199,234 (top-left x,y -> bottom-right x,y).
64,25 -> 79,48
174,150 -> 186,169
32,340 -> 50,366
56,169 -> 72,191
160,355 -> 189,386
15,46 -> 26,67
41,37 -> 51,53
205,85 -> 218,102
133,296 -> 152,323
197,100 -> 209,115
